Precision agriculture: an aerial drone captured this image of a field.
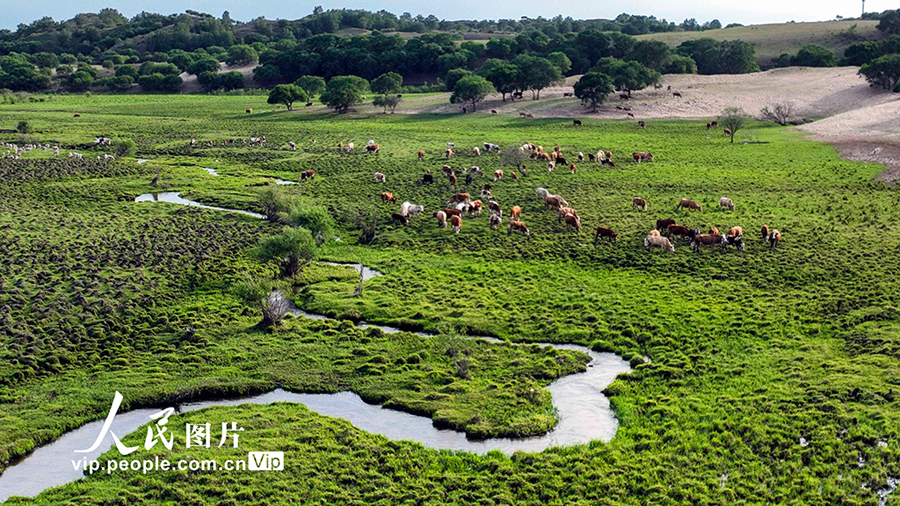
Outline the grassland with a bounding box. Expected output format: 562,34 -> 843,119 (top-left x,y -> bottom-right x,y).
1,93 -> 899,504
636,19 -> 881,64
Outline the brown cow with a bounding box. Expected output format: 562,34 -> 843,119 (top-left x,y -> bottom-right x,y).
564,213 -> 581,231
761,225 -> 770,242
511,172 -> 519,180
391,213 -> 409,225
366,144 -> 380,154
557,207 -> 578,222
418,150 -> 425,161
511,205 -> 522,220
594,226 -> 617,242
677,198 -> 702,211
448,174 -> 457,185
672,92 -> 682,98
667,224 -> 693,240
450,215 -> 462,233
447,193 -> 471,205
494,169 -> 503,181
724,129 -> 732,136
433,210 -> 447,228
300,170 -> 316,181
468,200 -> 483,217
657,218 -> 676,232
443,208 -> 463,218
545,196 -> 564,209
570,163 -> 577,174
381,192 -> 397,204
648,229 -> 661,236
445,148 -> 453,159
768,230 -> 782,249
488,201 -> 502,216
691,234 -> 725,252
633,152 -> 654,163
508,220 -> 530,235
632,197 -> 648,211
709,227 -> 719,235
728,226 -> 743,237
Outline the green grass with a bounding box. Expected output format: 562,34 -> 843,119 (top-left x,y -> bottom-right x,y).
636,19 -> 881,64
1,94 -> 899,505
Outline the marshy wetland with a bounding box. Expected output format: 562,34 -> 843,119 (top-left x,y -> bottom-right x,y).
0,94 -> 899,504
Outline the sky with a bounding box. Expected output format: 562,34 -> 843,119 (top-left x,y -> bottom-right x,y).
1,0 -> 893,31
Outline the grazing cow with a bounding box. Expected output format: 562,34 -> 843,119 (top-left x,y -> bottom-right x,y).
657,218 -> 676,232
508,220 -> 530,236
347,142 -> 354,152
468,200 -> 483,217
448,174 -> 457,185
545,196 -> 565,209
648,229 -> 661,236
483,183 -> 494,192
442,165 -> 453,177
570,164 -> 577,174
588,153 -> 596,162
447,193 -> 471,206
564,92 -> 574,97
557,156 -> 568,166
573,119 -> 582,126
447,142 -> 455,148
519,112 -> 534,118
391,213 -> 409,225
627,113 -> 635,118
511,172 -> 519,180
465,173 -> 473,185
494,169 -> 503,181
667,224 -> 693,240
761,225 -> 770,242
488,201 -> 502,216
549,194 -> 569,207
421,173 -> 434,184
483,143 -> 500,153
709,227 -> 719,235
403,202 -> 425,217
723,129 -> 732,137
306,102 -> 313,107
434,210 -> 447,228
481,189 -> 493,198
690,234 -> 725,252
619,94 -> 630,100
74,113 -> 81,117
707,123 -> 712,130
718,197 -> 735,211
381,192 -> 397,204
490,214 -> 502,229
473,147 -> 481,157
677,198 -> 702,211
578,152 -> 584,162
491,110 -> 498,114
374,172 -> 386,183
767,230 -> 782,249
445,148 -> 453,159
667,85 -> 672,91
442,207 -> 463,218
711,121 -> 718,127
672,93 -> 682,98
638,121 -> 646,128
633,152 -> 654,163
644,235 -> 675,252
300,170 -> 316,181
594,226 -> 617,242
418,150 -> 425,161
728,226 -> 743,237
564,213 -> 581,231
536,187 -> 549,200
725,234 -> 745,251
548,161 -> 555,172
450,215 -> 462,234
288,141 -> 297,151
510,205 -> 522,220
632,197 -> 648,211
366,144 -> 380,154
557,207 -> 578,223
246,109 -> 252,114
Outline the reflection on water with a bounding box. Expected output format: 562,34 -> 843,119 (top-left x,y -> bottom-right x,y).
134,192 -> 264,219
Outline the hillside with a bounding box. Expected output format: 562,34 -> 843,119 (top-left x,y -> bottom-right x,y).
635,19 -> 882,65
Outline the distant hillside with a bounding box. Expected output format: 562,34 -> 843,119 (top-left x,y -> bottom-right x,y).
636,20 -> 882,66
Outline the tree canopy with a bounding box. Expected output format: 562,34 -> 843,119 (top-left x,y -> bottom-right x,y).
268,84 -> 308,110
574,72 -> 614,111
449,75 -> 494,111
320,75 -> 369,113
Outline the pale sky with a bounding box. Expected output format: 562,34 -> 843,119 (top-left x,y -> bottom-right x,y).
1,0 -> 892,31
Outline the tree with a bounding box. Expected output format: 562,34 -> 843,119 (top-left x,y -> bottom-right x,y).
477,59 -> 520,102
547,52 -> 572,75
370,71 -> 402,95
593,58 -> 660,96
500,145 -> 528,169
295,75 -> 325,96
443,68 -> 473,91
285,200 -> 336,244
226,45 -> 258,66
791,45 -> 838,67
16,121 -> 32,134
760,102 -> 794,125
186,58 -> 220,75
233,278 -> 291,329
859,54 -> 900,89
842,41 -> 881,66
115,138 -> 136,156
574,72 -> 614,112
65,71 -> 94,91
514,55 -> 563,100
268,84 -> 307,111
450,75 -> 494,111
627,40 -> 671,70
216,71 -> 244,91
320,75 -> 368,113
718,107 -> 748,143
373,95 -> 401,114
877,9 -> 900,36
256,227 -> 317,278
115,65 -> 138,78
662,55 -> 697,74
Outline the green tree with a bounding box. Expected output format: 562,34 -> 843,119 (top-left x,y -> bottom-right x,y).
547,52 -> 573,74
267,84 -> 308,111
370,71 -> 403,95
877,9 -> 900,36
443,68 -> 473,91
256,227 -> 317,278
718,107 -> 748,143
593,58 -> 660,96
186,58 -> 220,75
574,72 -> 614,112
233,278 -> 289,329
842,41 -> 881,66
295,75 -> 326,96
16,120 -> 32,134
285,201 -> 336,244
115,65 -> 138,78
627,40 -> 671,70
477,59 -> 520,102
55,65 -> 73,76
320,75 -> 368,113
449,75 -> 494,111
859,54 -> 900,89
662,55 -> 697,74
373,95 -> 401,114
226,45 -> 259,66
65,70 -> 94,91
791,44 -> 838,67
514,55 -> 562,100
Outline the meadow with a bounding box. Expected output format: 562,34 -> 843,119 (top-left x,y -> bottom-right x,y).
0,93 -> 899,504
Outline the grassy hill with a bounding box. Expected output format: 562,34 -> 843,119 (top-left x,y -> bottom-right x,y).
636,19 -> 882,65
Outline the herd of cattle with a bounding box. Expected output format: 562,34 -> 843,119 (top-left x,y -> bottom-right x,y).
339,138 -> 783,252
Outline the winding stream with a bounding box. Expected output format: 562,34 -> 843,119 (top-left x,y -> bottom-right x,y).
134,192 -> 265,219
